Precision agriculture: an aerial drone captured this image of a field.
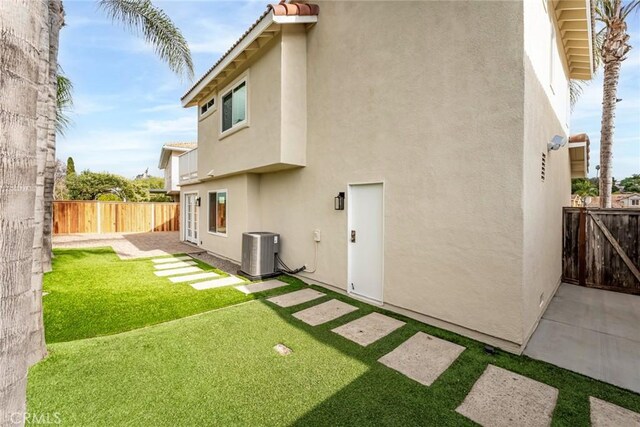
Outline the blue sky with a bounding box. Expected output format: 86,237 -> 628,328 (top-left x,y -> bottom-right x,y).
59,1 -> 639,179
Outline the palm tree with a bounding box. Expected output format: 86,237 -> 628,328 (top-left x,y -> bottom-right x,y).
594,0 -> 639,207
1,0 -> 193,420
0,1 -> 51,422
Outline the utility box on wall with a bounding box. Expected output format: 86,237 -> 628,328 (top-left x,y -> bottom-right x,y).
240,232 -> 280,279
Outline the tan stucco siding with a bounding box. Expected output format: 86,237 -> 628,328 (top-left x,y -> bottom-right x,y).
196,35 -> 282,179
181,174 -> 259,262
521,54 -> 570,342
254,1 -> 527,344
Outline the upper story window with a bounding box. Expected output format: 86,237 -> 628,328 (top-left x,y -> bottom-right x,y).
221,79 -> 247,133
200,96 -> 215,118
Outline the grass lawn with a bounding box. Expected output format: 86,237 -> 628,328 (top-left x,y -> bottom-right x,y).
43,247 -> 304,343
30,266 -> 640,425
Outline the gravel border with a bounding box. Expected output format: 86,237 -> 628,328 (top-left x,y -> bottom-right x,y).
189,251 -> 241,276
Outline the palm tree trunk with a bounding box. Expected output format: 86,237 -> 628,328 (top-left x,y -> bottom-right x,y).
42,1 -> 64,274
598,58 -> 621,208
0,0 -> 49,423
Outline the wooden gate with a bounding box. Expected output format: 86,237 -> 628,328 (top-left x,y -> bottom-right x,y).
563,207 -> 640,294
53,201 -> 180,234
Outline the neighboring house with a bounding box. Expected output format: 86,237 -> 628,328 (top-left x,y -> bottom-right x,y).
158,142 -> 197,202
574,193 -> 640,208
178,1 -> 593,353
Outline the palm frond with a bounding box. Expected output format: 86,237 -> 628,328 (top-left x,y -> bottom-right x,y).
621,0 -> 640,19
56,69 -> 74,135
98,0 -> 194,80
569,80 -> 586,109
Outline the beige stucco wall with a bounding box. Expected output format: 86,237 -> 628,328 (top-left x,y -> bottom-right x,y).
521,54 -> 570,344
521,0 -> 572,342
202,1 -> 525,345
180,174 -> 259,261
196,35 -> 283,178
184,1 -> 575,350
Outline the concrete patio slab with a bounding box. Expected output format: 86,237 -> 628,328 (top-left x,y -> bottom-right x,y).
152,256 -> 192,264
292,299 -> 358,326
590,397 -> 640,427
525,283 -> 640,393
235,280 -> 288,295
169,272 -> 220,283
154,261 -> 197,270
267,288 -> 325,307
154,266 -> 202,277
53,231 -> 197,259
378,331 -> 465,386
191,275 -> 245,290
332,312 -> 405,346
456,365 -> 558,427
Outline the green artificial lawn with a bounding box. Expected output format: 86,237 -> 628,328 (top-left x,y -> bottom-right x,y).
43,248 -> 304,343
30,269 -> 640,426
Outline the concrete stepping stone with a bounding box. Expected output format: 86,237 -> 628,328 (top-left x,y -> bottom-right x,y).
154,261 -> 197,270
235,280 -> 288,295
267,288 -> 325,307
456,364 -> 558,427
169,272 -> 220,283
379,331 -> 465,386
154,266 -> 202,277
332,312 -> 405,346
152,256 -> 192,264
293,299 -> 358,326
590,397 -> 640,427
191,275 -> 246,290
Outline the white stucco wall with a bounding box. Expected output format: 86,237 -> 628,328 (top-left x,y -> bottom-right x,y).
523,0 -> 570,130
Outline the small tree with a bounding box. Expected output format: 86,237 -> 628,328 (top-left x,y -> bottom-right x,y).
572,178 -> 599,206
66,156 -> 76,177
620,174 -> 640,192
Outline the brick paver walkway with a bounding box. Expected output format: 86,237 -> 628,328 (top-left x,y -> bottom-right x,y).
53,232 -> 198,259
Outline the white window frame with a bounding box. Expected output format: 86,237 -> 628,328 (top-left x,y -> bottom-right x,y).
199,93 -> 216,120
219,71 -> 249,139
207,189 -> 228,237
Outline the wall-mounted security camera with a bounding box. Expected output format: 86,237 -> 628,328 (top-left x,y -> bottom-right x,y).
547,135 -> 567,151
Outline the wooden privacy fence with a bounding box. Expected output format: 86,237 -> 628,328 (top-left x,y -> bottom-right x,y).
563,207 -> 640,294
53,201 -> 180,234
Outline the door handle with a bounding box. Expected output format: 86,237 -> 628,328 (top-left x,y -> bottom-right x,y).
351,230 -> 356,243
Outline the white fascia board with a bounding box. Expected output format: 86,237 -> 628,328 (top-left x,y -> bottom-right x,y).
273,15 -> 318,24
181,13 -> 275,107
158,149 -> 170,169
585,0 -> 594,75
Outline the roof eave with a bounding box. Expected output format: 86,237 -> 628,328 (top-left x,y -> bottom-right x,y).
181,12 -> 318,108
555,0 -> 595,80
181,12 -> 276,108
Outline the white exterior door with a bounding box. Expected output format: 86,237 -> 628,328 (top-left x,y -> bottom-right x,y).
348,183 -> 384,303
184,193 -> 199,244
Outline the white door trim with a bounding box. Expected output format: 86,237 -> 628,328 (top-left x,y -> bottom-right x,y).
183,191 -> 199,244
347,181 -> 385,304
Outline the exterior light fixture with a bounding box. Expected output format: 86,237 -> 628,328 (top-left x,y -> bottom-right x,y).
547,135 -> 567,151
334,192 -> 345,210
196,197 -> 201,207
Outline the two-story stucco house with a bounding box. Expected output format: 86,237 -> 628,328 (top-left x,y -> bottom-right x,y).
178,0 -> 593,353
158,142 -> 197,202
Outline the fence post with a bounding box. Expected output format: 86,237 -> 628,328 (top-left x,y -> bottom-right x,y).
578,208 -> 586,287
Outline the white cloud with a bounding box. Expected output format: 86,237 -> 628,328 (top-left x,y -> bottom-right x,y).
141,116 -> 195,134
139,103 -> 182,113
